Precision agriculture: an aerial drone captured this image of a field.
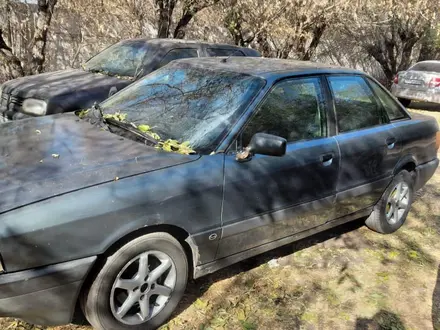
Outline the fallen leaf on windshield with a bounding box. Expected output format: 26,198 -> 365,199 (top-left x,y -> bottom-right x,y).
52,153 -> 60,159
157,139 -> 195,155
137,124 -> 161,140
103,112 -> 127,122
35,129 -> 41,134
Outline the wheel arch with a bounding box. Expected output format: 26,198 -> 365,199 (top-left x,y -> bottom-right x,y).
393,155 -> 417,175
73,224 -> 199,322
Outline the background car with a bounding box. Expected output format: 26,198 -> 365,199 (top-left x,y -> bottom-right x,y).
0,39 -> 260,122
0,58 -> 438,329
391,60 -> 440,107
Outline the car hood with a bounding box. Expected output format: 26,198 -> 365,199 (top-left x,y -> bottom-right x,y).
0,113 -> 198,213
1,69 -> 130,100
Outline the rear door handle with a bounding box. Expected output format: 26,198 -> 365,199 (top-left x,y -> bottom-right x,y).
320,153 -> 333,166
386,137 -> 396,149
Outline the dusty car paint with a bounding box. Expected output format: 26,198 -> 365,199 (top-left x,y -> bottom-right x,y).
0,57 -> 438,326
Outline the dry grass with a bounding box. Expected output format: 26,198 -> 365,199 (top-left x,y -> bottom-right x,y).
2,104 -> 440,330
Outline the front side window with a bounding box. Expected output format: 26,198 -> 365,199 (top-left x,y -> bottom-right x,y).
206,48 -> 245,57
240,77 -> 327,147
100,63 -> 265,154
328,76 -> 386,133
84,40 -> 149,78
367,78 -> 408,121
159,48 -> 199,67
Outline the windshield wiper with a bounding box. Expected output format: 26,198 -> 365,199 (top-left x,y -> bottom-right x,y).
105,118 -> 159,146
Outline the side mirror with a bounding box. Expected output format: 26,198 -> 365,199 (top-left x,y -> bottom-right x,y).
236,133 -> 286,162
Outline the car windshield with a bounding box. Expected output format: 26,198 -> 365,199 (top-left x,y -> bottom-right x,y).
410,62 -> 440,73
100,63 -> 265,154
84,40 -> 150,77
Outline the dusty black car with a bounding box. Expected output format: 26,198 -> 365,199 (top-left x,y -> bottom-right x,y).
0,58 -> 438,329
0,38 -> 260,122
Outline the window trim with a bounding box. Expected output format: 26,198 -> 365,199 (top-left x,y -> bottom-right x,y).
227,75 -> 331,153
325,74 -> 393,135
159,47 -> 200,67
364,76 -> 411,122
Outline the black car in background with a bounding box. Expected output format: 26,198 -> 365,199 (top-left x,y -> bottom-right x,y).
0,39 -> 260,122
0,57 -> 438,329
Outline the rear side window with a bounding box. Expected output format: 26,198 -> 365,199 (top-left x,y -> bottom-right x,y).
206,48 -> 245,57
367,78 -> 407,121
159,48 -> 198,67
410,62 -> 440,73
328,76 -> 386,133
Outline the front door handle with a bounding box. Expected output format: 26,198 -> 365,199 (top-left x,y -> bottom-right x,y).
386,137 -> 396,149
320,153 -> 333,166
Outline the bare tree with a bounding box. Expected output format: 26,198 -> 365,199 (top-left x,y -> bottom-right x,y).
30,0 -> 59,74
339,0 -> 439,85
221,0 -> 338,60
155,0 -> 219,38
0,0 -> 59,79
418,27 -> 440,61
173,0 -> 220,38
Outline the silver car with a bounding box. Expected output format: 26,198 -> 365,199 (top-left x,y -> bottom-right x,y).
391,60 -> 440,107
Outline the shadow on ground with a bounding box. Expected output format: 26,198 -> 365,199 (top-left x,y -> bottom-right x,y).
355,310 -> 406,330
172,219 -> 366,319
433,264 -> 440,330
409,101 -> 440,112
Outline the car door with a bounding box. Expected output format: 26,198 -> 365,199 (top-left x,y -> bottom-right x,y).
217,76 -> 340,259
327,75 -> 402,218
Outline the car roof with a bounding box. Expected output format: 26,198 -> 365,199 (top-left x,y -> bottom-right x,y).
123,38 -> 254,50
415,60 -> 440,64
171,57 -> 364,79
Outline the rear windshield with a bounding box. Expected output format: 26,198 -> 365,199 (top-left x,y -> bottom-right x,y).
409,62 -> 440,73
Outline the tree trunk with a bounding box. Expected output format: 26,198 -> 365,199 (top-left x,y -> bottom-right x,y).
173,8 -> 194,38
29,0 -> 58,75
173,1 -> 219,39
155,0 -> 176,38
0,29 -> 24,79
299,23 -> 327,61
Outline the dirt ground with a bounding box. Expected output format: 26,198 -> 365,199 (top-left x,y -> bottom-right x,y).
2,103 -> 440,330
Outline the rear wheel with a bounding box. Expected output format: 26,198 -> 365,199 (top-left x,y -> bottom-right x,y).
81,232 -> 188,330
365,170 -> 413,234
398,98 -> 411,107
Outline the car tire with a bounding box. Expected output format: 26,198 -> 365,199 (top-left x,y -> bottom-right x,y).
398,98 -> 411,107
365,170 -> 414,234
81,232 -> 188,330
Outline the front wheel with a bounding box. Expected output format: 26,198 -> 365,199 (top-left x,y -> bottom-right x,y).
365,170 -> 414,234
81,232 -> 188,330
398,98 -> 411,107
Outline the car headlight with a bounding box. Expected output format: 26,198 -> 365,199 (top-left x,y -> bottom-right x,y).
22,98 -> 47,116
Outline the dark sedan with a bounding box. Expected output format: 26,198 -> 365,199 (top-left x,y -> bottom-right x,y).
0,38 -> 260,122
0,57 -> 439,330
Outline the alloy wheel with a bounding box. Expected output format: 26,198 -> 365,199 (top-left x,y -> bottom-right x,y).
110,250 -> 177,325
